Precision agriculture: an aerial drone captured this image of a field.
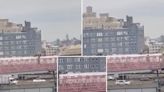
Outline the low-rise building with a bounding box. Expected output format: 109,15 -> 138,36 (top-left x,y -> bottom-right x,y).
83,6 -> 144,55
145,38 -> 164,54
41,41 -> 59,56
0,19 -> 41,57
59,44 -> 81,56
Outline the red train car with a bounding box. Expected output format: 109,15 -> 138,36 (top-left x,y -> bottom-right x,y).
59,72 -> 106,92
107,54 -> 164,72
0,56 -> 57,74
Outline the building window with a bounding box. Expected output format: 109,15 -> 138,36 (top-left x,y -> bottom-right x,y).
4,46 -> 9,50
118,48 -> 123,53
91,44 -> 96,48
117,42 -> 123,47
90,33 -> 96,37
97,32 -> 103,36
16,35 -> 22,39
117,31 -> 123,35
111,37 -> 115,41
84,44 -> 86,48
104,37 -> 110,42
125,48 -> 129,52
124,36 -> 128,41
10,41 -> 15,44
4,41 -> 10,45
104,49 -> 110,53
118,31 -> 129,35
23,51 -> 27,54
90,64 -> 97,69
84,64 -> 89,69
84,33 -> 89,37
22,40 -> 27,44
5,52 -> 10,55
111,43 -> 116,47
0,42 -> 2,45
91,49 -> 96,54
97,38 -> 103,42
0,37 -> 2,40
76,65 -> 81,69
76,58 -> 81,62
86,39 -> 90,43
83,58 -> 88,62
0,52 -> 3,55
16,41 -> 22,44
21,35 -> 26,39
59,66 -> 64,70
112,48 -> 117,53
117,37 -> 122,41
67,65 -> 73,69
104,44 -> 109,48
67,58 -> 72,63
59,59 -> 64,63
97,44 -> 103,48
11,46 -> 15,49
91,38 -> 96,42
97,49 -> 103,53
4,36 -> 9,40
11,51 -> 16,55
129,36 -> 136,41
17,46 -> 22,49
124,42 -> 129,46
0,46 -> 2,50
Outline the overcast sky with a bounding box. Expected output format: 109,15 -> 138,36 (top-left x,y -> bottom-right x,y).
83,0 -> 164,38
0,0 -> 81,41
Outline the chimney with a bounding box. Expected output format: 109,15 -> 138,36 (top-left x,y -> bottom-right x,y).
86,6 -> 93,13
126,15 -> 133,26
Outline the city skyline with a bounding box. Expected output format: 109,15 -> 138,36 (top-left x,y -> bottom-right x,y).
83,0 -> 164,38
0,0 -> 81,41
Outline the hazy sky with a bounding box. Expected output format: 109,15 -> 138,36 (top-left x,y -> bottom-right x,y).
0,0 -> 81,41
83,0 -> 164,38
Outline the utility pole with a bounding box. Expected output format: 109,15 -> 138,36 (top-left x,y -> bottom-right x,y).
156,70 -> 161,92
52,71 -> 56,92
58,71 -> 62,92
37,54 -> 41,64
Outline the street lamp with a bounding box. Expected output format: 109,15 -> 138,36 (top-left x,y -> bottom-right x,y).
156,69 -> 161,92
